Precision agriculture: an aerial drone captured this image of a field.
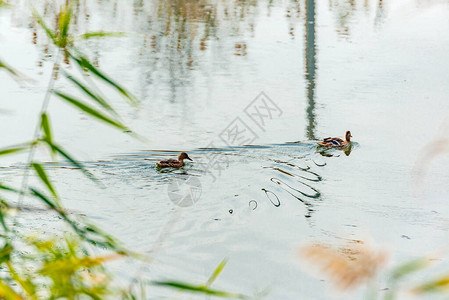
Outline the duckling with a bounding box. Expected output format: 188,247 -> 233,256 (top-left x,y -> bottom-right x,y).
156,152 -> 192,169
317,131 -> 352,148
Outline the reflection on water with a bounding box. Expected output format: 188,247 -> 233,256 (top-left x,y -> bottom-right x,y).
374,0 -> 386,27
6,141 -> 359,222
77,142 -> 328,218
329,0 -> 358,38
6,0 -> 395,140
305,0 -> 317,140
329,0 -> 387,38
262,188 -> 281,207
317,143 -> 355,157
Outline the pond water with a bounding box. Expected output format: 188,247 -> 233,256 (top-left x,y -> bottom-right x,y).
2,0 -> 449,299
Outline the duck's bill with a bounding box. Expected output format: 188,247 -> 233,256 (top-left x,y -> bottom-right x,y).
187,157 -> 193,161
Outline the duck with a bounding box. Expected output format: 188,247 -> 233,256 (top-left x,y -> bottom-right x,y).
317,131 -> 352,148
156,152 -> 192,169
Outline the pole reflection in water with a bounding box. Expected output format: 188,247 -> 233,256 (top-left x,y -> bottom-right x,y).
305,0 -> 317,140
375,0 -> 386,27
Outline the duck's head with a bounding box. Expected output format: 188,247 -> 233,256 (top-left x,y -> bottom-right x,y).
178,152 -> 192,161
345,131 -> 352,142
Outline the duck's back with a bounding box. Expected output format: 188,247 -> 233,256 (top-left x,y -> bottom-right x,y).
156,159 -> 183,168
159,159 -> 177,164
318,137 -> 345,147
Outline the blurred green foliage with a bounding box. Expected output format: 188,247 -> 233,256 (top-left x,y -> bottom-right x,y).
0,1 -> 244,299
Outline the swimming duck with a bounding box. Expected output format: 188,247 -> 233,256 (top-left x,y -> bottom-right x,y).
156,152 -> 192,169
317,131 -> 352,148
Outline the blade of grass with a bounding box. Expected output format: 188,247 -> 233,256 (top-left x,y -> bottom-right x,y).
44,141 -> 99,184
81,221 -> 131,254
62,71 -> 118,117
206,258 -> 228,287
0,211 -> 7,232
0,59 -> 20,78
29,188 -> 59,210
0,183 -> 20,193
31,163 -> 58,200
152,281 -> 247,299
5,261 -> 36,299
0,1 -> 11,9
0,243 -> 12,264
31,8 -> 56,44
68,51 -> 138,105
412,274 -> 449,294
40,113 -> 52,144
77,31 -> 126,40
391,257 -> 429,281
58,3 -> 72,48
29,187 -> 119,250
0,143 -> 32,156
0,199 -> 9,231
53,90 -> 127,130
28,188 -> 90,245
0,58 -> 34,83
0,278 -> 23,300
40,113 -> 57,158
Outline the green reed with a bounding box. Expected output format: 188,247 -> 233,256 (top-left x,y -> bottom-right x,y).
0,1 -> 137,298
153,258 -> 251,299
0,1 -> 247,299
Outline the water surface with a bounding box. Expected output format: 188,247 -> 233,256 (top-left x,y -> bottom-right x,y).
2,0 -> 449,298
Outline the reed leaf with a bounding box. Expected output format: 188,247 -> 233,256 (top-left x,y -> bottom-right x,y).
81,222 -> 130,253
0,143 -> 31,156
0,59 -> 20,78
391,257 -> 429,281
5,261 -> 36,299
31,8 -> 56,44
77,31 -> 126,40
62,71 -> 118,116
206,258 -> 228,287
31,163 -> 58,200
29,188 -> 59,212
28,188 -> 125,252
40,113 -> 57,158
57,4 -> 73,48
0,204 -> 8,232
0,278 -> 23,300
29,187 -> 110,249
152,281 -> 247,299
0,1 -> 11,8
44,141 -> 98,183
412,274 -> 449,294
68,51 -> 138,105
40,113 -> 52,144
0,183 -> 19,193
53,90 -> 127,130
0,243 -> 12,264
28,188 -> 100,248
39,254 -> 117,276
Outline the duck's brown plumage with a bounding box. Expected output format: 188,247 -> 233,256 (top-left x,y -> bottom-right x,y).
317,131 -> 352,148
156,152 -> 192,169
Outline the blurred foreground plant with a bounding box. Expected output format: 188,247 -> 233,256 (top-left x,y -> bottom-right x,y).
300,241 -> 388,291
0,1 -> 248,298
0,235 -> 124,299
153,258 -> 252,299
300,240 -> 449,300
0,1 -> 139,298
